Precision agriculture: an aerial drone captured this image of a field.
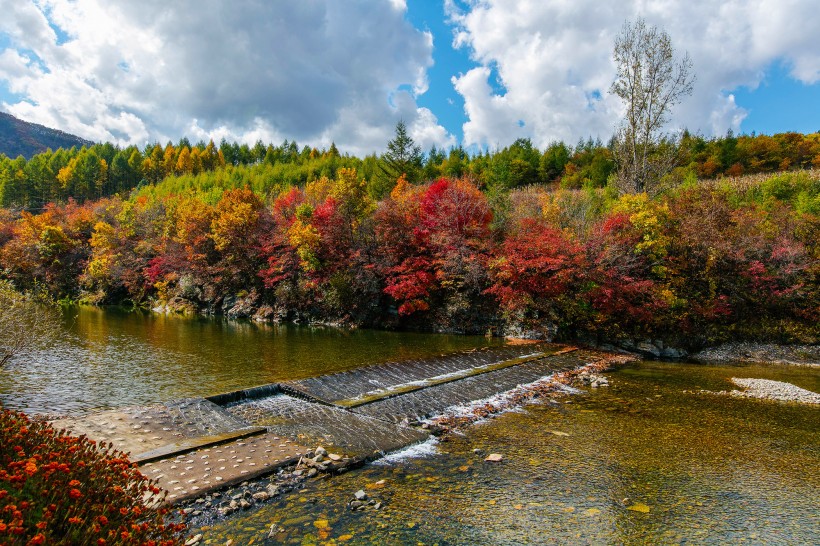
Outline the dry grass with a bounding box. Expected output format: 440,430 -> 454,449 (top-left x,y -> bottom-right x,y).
699,168 -> 820,192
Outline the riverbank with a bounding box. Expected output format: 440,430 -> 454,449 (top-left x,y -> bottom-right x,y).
693,342 -> 820,367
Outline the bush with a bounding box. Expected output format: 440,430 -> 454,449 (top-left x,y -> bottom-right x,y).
0,408 -> 185,545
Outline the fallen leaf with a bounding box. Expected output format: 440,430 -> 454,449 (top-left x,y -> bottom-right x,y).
627,503 -> 651,513
313,519 -> 330,530
549,430 -> 570,437
584,508 -> 601,517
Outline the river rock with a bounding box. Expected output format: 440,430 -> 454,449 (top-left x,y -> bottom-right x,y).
184,534 -> 203,546
315,446 -> 328,457
252,491 -> 270,501
354,489 -> 368,501
636,341 -> 661,357
661,346 -> 687,359
239,499 -> 251,510
485,453 -> 503,462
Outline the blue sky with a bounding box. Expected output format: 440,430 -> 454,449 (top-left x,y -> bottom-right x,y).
1,1 -> 818,153
732,63 -> 820,135
406,0 -> 820,144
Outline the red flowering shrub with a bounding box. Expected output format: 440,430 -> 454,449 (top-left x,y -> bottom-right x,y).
0,408 -> 185,545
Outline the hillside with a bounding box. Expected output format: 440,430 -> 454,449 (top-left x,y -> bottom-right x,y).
0,111 -> 93,159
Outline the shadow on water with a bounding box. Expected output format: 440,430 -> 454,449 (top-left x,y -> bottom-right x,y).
199,360 -> 819,545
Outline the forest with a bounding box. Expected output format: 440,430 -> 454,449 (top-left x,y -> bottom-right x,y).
0,127 -> 818,349
2,129 -> 820,209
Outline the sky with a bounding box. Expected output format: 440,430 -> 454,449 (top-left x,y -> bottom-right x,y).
1,0 -> 819,156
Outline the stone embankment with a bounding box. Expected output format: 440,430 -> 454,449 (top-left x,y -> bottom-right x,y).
693,343 -> 820,367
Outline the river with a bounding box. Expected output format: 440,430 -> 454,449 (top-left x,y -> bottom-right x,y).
0,306 -> 501,415
200,361 -> 819,545
1,307 -> 818,544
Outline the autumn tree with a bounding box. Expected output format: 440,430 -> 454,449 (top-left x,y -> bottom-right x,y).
610,18 -> 694,195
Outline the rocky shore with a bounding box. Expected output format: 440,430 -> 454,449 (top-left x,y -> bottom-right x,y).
693,343 -> 820,367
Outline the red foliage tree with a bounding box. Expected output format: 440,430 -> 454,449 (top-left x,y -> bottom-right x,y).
486,219 -> 586,323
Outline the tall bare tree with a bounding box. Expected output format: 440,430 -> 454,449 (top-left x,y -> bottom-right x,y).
610,18 -> 694,194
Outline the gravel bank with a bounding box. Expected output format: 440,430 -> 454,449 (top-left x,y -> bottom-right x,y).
728,378 -> 820,404
693,343 -> 820,367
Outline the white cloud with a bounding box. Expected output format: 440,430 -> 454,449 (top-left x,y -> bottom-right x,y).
0,0 -> 454,154
448,0 -> 820,147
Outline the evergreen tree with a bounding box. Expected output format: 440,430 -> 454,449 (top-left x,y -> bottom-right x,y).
380,120 -> 422,184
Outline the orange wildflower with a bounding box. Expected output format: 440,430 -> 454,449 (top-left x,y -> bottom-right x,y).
24,460 -> 37,476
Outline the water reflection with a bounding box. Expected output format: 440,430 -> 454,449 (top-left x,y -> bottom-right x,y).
0,305 -> 500,415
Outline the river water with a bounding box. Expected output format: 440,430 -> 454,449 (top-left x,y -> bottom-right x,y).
201,361 -> 819,545
0,306 -> 501,415
1,307 -> 818,544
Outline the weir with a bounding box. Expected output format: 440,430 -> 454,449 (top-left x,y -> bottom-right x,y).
51,343 -> 609,503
